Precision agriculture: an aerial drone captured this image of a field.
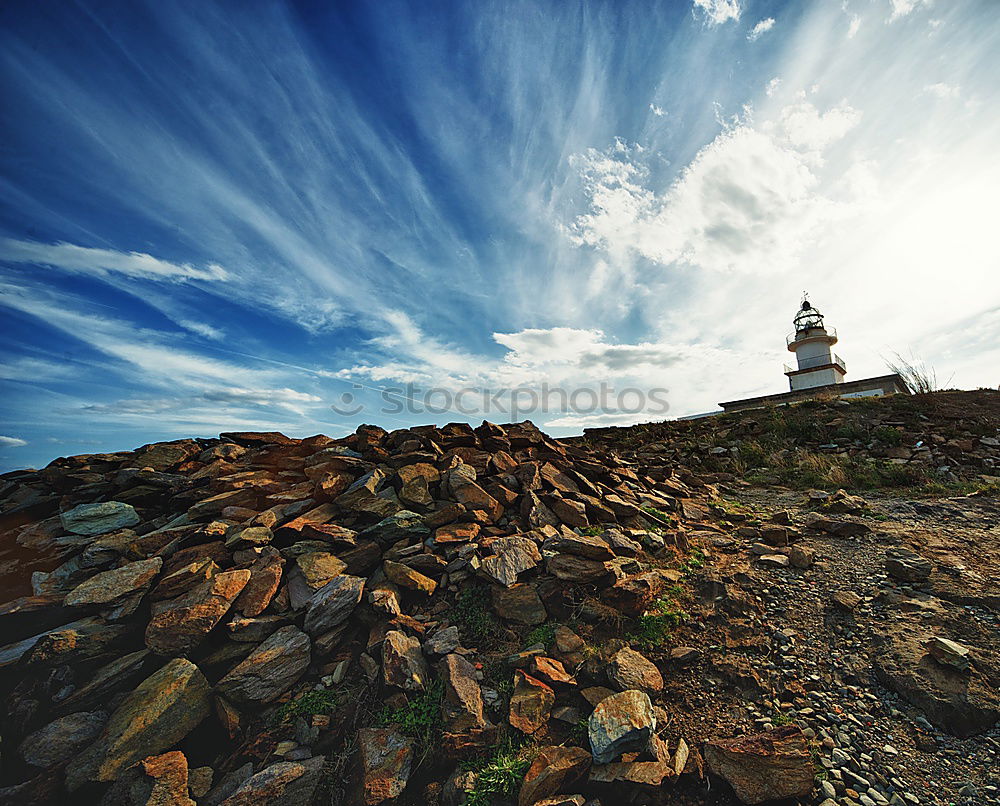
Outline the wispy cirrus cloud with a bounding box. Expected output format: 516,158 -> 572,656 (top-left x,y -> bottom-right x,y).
0,436 -> 28,447
0,238 -> 227,282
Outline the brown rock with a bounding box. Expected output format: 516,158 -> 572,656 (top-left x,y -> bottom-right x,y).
234,551 -> 284,617
508,671 -> 555,734
151,558 -> 218,602
588,689 -> 655,764
434,522 -> 481,543
296,552 -> 347,588
481,537 -> 541,587
491,583 -> 547,625
358,728 -> 413,805
217,626 -> 311,703
383,560 -> 437,595
440,653 -> 486,732
518,745 -> 590,806
528,655 -> 576,687
546,554 -> 610,584
65,658 -> 211,790
704,725 -> 814,805
607,647 -> 663,692
383,630 -> 430,691
145,570 -> 251,655
64,558 -> 162,607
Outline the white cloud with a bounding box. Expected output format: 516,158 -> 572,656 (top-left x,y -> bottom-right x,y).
0,239 -> 228,282
177,320 -> 225,340
888,0 -> 930,22
567,100 -> 864,275
649,104 -> 666,117
692,0 -> 741,26
848,15 -> 862,37
0,436 -> 28,447
747,18 -> 775,42
766,77 -> 782,97
923,82 -> 960,99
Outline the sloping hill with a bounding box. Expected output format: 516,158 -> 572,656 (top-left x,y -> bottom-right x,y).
0,392 -> 997,806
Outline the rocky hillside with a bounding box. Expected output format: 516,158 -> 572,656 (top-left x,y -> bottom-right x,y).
0,391 -> 998,806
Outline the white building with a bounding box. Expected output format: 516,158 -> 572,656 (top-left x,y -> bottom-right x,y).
719,297 -> 910,413
784,299 -> 847,391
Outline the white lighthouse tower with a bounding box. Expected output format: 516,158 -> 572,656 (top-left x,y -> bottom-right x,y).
784,297 -> 847,391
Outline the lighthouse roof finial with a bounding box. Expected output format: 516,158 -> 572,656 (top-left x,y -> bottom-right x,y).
801,291 -> 811,311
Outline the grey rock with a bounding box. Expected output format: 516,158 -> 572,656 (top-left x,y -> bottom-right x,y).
588,689 -> 655,764
19,711 -> 107,768
303,574 -> 365,636
60,502 -> 140,536
217,626 -> 311,703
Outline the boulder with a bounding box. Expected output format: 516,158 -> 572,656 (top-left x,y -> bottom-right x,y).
383,560 -> 437,596
101,750 -> 195,806
481,537 -> 541,587
218,758 -> 324,806
357,728 -> 413,805
66,658 -> 211,790
296,552 -> 347,588
19,710 -> 107,768
145,570 -> 251,655
383,630 -> 430,691
60,502 -> 140,536
217,626 -> 311,703
704,725 -> 814,805
64,557 -> 162,607
491,583 -> 547,625
873,627 -> 999,736
607,647 -> 663,692
518,745 -> 591,806
440,653 -> 487,732
546,554 -> 610,584
303,574 -> 366,636
508,671 -> 555,734
588,689 -> 655,764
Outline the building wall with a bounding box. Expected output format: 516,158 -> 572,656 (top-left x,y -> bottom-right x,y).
789,367 -> 842,390
793,338 -> 832,366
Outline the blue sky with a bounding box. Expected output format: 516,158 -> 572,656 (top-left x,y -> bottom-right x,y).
2,0 -> 999,471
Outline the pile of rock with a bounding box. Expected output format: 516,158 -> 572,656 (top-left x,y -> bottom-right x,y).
2,420 -> 796,805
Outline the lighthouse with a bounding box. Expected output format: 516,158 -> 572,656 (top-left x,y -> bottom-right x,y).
784,297 -> 846,391
718,295 -> 910,413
